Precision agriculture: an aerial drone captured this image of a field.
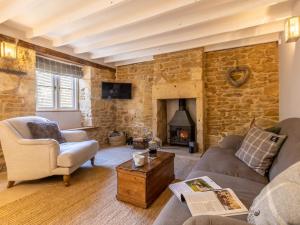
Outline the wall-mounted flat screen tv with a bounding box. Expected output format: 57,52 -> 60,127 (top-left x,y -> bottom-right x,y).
101,82 -> 132,99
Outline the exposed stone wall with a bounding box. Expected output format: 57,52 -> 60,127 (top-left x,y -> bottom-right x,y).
80,67 -> 117,146
205,42 -> 279,147
115,47 -> 204,139
115,43 -> 279,150
0,47 -> 36,172
115,61 -> 154,137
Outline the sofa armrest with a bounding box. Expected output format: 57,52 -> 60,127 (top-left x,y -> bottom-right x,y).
183,215 -> 250,225
61,130 -> 89,142
219,135 -> 244,150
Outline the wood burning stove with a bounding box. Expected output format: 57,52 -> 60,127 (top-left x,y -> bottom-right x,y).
168,99 -> 195,146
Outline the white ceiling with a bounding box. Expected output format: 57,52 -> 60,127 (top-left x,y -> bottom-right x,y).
0,0 -> 298,68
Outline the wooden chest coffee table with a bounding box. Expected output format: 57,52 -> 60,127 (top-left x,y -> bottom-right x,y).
116,151 -> 175,208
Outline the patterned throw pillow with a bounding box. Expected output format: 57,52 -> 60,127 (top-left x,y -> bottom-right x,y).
235,126 -> 286,176
248,161 -> 300,225
27,121 -> 66,144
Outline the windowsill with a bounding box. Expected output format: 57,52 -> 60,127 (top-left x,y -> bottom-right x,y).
65,126 -> 99,131
36,110 -> 80,112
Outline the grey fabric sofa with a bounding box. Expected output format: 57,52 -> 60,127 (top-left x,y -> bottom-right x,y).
153,118 -> 300,225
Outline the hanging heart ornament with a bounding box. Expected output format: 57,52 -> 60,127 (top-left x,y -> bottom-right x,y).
226,65 -> 251,87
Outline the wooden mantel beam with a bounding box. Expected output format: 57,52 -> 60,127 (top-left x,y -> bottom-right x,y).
0,34 -> 115,72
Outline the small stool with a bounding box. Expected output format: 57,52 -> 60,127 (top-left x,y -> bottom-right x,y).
133,137 -> 148,149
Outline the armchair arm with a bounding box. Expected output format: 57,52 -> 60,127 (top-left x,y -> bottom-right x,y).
219,135 -> 244,150
183,215 -> 250,225
17,138 -> 58,145
0,121 -> 60,181
61,130 -> 89,142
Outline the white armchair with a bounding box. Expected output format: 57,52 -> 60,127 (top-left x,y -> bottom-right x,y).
0,116 -> 98,188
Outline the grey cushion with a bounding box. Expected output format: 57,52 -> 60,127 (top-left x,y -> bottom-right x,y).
192,147 -> 268,184
269,118 -> 300,180
183,215 -> 250,225
235,126 -> 286,176
219,135 -> 244,150
58,141 -> 98,167
248,161 -> 300,225
27,121 -> 66,143
153,170 -> 265,225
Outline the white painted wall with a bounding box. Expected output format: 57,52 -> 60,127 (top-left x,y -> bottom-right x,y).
36,111 -> 81,129
279,0 -> 300,120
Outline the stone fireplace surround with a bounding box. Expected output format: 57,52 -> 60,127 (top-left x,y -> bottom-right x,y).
152,80 -> 205,153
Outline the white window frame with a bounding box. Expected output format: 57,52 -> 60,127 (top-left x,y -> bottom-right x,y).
36,72 -> 79,112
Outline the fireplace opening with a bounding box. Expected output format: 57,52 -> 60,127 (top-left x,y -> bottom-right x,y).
168,99 -> 195,146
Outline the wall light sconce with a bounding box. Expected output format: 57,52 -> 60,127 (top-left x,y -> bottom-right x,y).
0,41 -> 17,59
285,16 -> 300,43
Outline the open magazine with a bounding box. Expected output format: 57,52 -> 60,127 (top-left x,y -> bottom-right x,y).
169,176 -> 248,217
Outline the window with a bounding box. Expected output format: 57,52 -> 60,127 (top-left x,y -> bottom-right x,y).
36,56 -> 81,111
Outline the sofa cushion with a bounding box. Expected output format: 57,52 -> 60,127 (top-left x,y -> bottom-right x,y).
27,121 -> 66,143
269,118 -> 300,180
58,141 -> 98,167
153,170 -> 265,225
235,126 -> 286,176
192,147 -> 268,184
7,116 -> 50,139
248,161 -> 300,225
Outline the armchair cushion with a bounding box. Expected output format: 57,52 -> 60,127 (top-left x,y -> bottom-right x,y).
61,130 -> 89,142
7,116 -> 50,138
27,121 -> 66,143
57,141 -> 98,167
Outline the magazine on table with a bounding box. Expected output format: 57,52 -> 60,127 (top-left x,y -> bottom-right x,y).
169,176 -> 248,216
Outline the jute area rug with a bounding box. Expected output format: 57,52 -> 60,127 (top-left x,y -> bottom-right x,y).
0,147 -> 197,225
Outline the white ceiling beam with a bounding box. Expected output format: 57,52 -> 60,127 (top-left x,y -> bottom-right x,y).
27,0 -> 128,38
72,0 -> 236,52
102,22 -> 283,63
114,56 -> 154,66
62,0 -> 212,50
96,1 -> 291,62
204,33 -> 279,52
0,0 -> 37,24
0,23 -> 114,68
75,0 -> 289,53
92,18 -> 285,60
113,33 -> 279,66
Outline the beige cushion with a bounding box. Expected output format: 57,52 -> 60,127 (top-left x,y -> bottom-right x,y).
248,161 -> 300,225
57,141 -> 98,167
7,116 -> 50,138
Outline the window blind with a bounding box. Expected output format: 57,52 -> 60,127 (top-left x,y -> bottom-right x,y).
59,76 -> 75,108
36,56 -> 83,78
36,71 -> 55,109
